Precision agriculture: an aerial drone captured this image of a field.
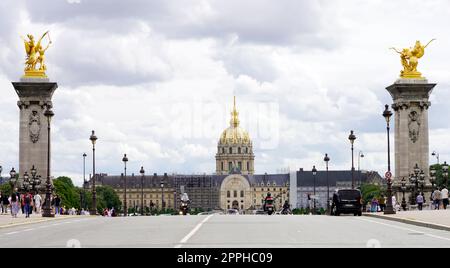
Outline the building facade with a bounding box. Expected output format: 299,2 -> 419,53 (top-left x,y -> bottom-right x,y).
89,97 -> 382,213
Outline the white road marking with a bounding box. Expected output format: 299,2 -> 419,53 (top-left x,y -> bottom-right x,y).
22,229 -> 34,232
5,231 -> 18,235
358,217 -> 450,242
174,215 -> 214,248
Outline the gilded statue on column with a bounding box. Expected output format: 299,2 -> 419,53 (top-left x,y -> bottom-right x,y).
21,31 -> 52,78
390,39 -> 435,79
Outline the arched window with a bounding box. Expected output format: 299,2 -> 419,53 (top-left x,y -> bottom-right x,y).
238,147 -> 241,154
227,191 -> 230,198
245,147 -> 248,153
240,191 -> 244,198
247,162 -> 250,171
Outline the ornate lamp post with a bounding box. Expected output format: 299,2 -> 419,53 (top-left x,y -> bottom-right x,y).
122,154 -> 128,216
348,130 -> 356,189
89,131 -> 98,215
9,167 -> 17,189
419,169 -> 425,194
443,161 -> 449,187
400,177 -> 407,211
430,166 -> 437,190
312,165 -> 317,215
432,151 -> 440,164
43,108 -> 54,217
323,154 -> 330,213
383,104 -> 395,214
29,165 -> 41,194
140,166 -> 145,216
22,171 -> 30,193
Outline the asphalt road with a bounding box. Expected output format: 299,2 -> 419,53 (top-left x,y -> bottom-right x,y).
0,214 -> 449,248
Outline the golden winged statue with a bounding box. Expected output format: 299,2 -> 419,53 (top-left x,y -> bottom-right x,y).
21,31 -> 52,78
390,39 -> 435,79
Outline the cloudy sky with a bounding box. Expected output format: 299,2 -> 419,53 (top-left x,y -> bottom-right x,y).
1,0 -> 450,186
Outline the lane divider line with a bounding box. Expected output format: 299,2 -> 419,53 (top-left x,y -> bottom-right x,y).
174,215 -> 214,248
357,217 -> 450,242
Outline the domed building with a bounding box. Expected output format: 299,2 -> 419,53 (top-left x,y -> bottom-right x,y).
215,97 -> 255,175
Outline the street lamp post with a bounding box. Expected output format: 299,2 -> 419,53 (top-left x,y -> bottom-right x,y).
400,177 -> 407,211
348,130 -> 356,189
122,154 -> 128,216
430,166 -> 436,190
29,165 -> 41,195
82,153 -> 86,210
89,131 -> 98,215
22,172 -> 30,193
312,165 -> 317,215
432,151 -> 440,165
43,108 -> 54,217
9,168 -> 17,190
323,154 -> 330,213
419,169 -> 425,195
383,104 -> 395,215
443,161 -> 449,187
140,166 -> 145,216
358,151 -> 364,171
161,174 -> 166,212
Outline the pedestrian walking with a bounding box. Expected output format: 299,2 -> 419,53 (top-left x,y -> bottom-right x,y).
54,195 -> 61,215
416,193 -> 424,211
379,195 -> 386,212
441,186 -> 449,210
371,197 -> 379,212
0,192 -> 5,214
2,193 -> 9,214
432,188 -> 441,210
9,193 -> 19,218
24,192 -> 32,218
34,193 -> 42,214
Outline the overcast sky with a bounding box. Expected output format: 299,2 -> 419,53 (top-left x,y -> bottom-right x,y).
1,0 -> 450,186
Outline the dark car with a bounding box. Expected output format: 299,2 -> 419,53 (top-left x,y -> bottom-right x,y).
332,189 -> 362,216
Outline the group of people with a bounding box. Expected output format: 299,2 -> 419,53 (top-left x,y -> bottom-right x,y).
367,195 -> 400,212
414,187 -> 448,210
102,207 -> 117,217
0,191 -> 42,218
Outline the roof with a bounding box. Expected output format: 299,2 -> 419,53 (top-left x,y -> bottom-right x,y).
296,170 -> 383,187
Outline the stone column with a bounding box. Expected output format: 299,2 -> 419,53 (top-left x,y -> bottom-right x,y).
386,79 -> 435,184
12,78 -> 58,182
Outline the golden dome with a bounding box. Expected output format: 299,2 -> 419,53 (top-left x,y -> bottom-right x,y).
219,97 -> 252,145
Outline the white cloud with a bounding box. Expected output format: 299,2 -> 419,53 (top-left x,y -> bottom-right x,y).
1,1 -> 450,186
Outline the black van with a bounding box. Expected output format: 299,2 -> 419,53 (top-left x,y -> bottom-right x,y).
331,189 -> 362,216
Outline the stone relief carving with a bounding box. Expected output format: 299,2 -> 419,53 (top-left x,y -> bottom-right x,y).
408,110 -> 420,143
29,110 -> 41,143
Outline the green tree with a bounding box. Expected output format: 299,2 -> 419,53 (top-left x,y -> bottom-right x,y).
83,186 -> 122,214
0,183 -> 12,196
53,176 -> 80,209
360,183 -> 385,205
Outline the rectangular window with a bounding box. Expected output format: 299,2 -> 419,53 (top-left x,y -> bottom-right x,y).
234,190 -> 237,198
247,162 -> 250,171
229,162 -> 233,171
238,162 -> 242,170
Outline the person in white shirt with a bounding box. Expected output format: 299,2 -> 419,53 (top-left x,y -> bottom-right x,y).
441,187 -> 449,210
34,193 -> 42,214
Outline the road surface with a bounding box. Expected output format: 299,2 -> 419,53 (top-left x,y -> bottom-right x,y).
0,214 -> 449,248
